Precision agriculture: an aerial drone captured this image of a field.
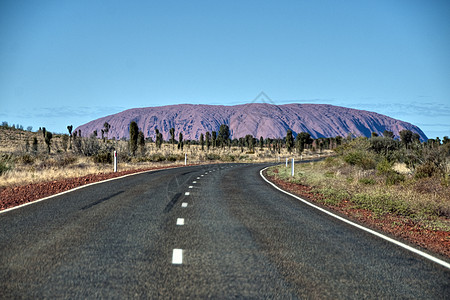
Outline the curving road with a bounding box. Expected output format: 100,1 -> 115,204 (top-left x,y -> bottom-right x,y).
1,163 -> 449,298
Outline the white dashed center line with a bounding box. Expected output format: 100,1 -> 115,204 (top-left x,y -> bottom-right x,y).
189,186 -> 193,189
192,181 -> 197,183
181,202 -> 188,207
201,175 -> 204,177
185,192 -> 190,196
176,218 -> 185,225
172,249 -> 183,264
197,177 -> 200,179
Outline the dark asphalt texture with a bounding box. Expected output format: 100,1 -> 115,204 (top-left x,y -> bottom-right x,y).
1,163 -> 449,298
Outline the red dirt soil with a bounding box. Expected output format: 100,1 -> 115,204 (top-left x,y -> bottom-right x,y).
264,172 -> 450,260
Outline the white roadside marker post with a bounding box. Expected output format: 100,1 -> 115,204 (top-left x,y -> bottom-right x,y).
291,158 -> 295,177
286,157 -> 288,168
113,151 -> 117,172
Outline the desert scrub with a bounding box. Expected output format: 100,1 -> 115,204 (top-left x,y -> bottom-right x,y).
312,187 -> 349,205
267,157 -> 450,231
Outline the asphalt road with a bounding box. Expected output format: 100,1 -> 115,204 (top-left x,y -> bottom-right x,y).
1,163 -> 449,298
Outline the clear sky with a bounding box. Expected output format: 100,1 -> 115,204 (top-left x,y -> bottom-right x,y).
1,0 -> 449,138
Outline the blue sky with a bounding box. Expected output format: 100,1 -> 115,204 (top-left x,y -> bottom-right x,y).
1,0 -> 449,138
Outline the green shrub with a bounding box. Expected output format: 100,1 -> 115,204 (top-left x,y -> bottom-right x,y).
206,153 -> 221,160
359,178 -> 376,185
166,154 -> 177,162
93,152 -> 112,164
221,154 -> 235,162
18,154 -> 35,165
352,192 -> 412,217
385,172 -> 405,185
344,151 -> 376,170
314,187 -> 349,205
376,159 -> 393,175
415,162 -> 439,179
0,160 -> 11,175
149,153 -> 165,162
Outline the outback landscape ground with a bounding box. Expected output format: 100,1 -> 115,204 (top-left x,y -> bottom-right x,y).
1,124 -> 449,259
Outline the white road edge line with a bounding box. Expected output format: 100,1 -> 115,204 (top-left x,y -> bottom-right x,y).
176,218 -> 185,225
0,166 -> 182,215
172,249 -> 183,264
260,167 -> 450,270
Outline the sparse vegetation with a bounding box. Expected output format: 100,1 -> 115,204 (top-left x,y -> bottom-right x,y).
267,133 -> 450,232
0,123 -> 333,189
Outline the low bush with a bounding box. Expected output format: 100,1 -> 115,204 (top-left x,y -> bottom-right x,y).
376,159 -> 393,175
359,177 -> 376,185
313,187 -> 349,205
149,153 -> 165,162
385,172 -> 405,185
18,154 -> 35,165
221,154 -> 235,162
344,151 -> 376,170
206,153 -> 221,160
352,192 -> 412,217
166,154 -> 179,162
93,152 -> 112,164
0,160 -> 11,175
415,162 -> 439,179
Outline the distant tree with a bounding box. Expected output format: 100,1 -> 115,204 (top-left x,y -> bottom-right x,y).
78,129 -> 81,137
25,138 -> 30,152
42,127 -> 47,139
218,124 -> 230,148
245,134 -> 255,152
443,136 -> 449,145
259,136 -> 264,150
170,128 -> 175,149
200,133 -> 205,151
138,130 -> 145,155
27,126 -> 33,132
129,121 -> 139,155
286,130 -> 294,153
212,131 -> 217,148
67,125 -> 73,149
399,130 -> 413,148
157,133 -> 163,149
178,132 -> 184,150
412,133 -> 420,144
103,122 -> 111,141
155,128 -> 162,149
32,137 -> 38,153
383,130 -> 394,139
44,131 -> 53,153
296,132 -> 313,154
205,132 -> 211,150
93,130 -> 98,137
371,132 -> 379,138
62,135 -> 69,152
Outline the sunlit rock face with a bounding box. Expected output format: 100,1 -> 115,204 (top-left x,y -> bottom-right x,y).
75,103 -> 427,141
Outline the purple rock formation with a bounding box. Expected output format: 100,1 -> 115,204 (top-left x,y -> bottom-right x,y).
75,103 -> 427,141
